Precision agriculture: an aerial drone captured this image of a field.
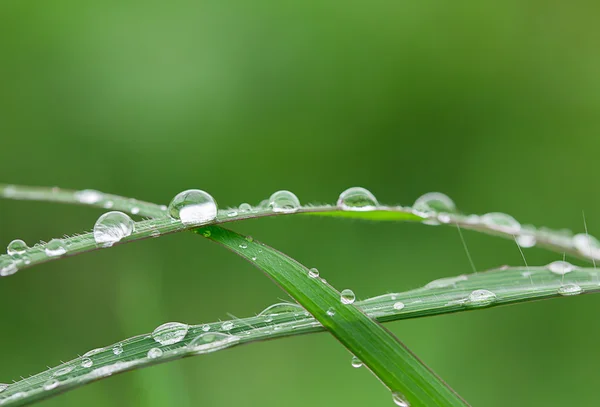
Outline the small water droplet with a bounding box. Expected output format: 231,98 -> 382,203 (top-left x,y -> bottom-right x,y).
103,200 -> 114,209
112,344 -> 123,355
221,321 -> 234,331
239,243 -> 248,249
308,268 -> 319,278
259,303 -> 304,316
152,322 -> 189,345
573,233 -> 600,259
340,289 -> 356,305
558,283 -> 582,296
0,257 -> 18,276
147,348 -> 163,359
393,302 -> 405,311
268,190 -> 300,213
201,324 -> 211,332
188,332 -> 239,353
53,366 -> 74,377
413,192 -> 456,213
548,261 -> 575,275
83,348 -> 104,357
337,187 -> 378,211
168,189 -> 218,225
43,379 -> 60,391
516,234 -> 537,248
481,212 -> 521,233
466,289 -> 497,306
150,229 -> 161,238
75,189 -> 103,204
0,383 -> 8,393
326,307 -> 336,316
131,207 -> 140,215
81,358 -> 93,368
7,239 -> 28,256
392,392 -> 410,406
227,210 -> 238,217
93,211 -> 135,245
45,239 -> 67,257
251,256 -> 257,261
351,356 -> 363,368
239,203 -> 252,212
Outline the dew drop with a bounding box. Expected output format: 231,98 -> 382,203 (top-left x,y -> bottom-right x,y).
45,239 -> 67,257
326,307 -> 336,316
81,358 -> 93,368
573,233 -> 600,259
466,289 -> 497,306
413,192 -> 456,213
103,201 -> 114,209
201,324 -> 211,332
351,356 -> 363,368
131,207 -> 140,215
147,348 -> 163,359
227,210 -> 238,217
392,392 -> 410,407
53,366 -> 74,377
43,379 -> 60,391
259,303 -> 304,316
337,187 -> 378,211
188,332 -> 239,353
516,234 -> 537,248
83,348 -> 104,358
0,257 -> 18,276
558,283 -> 582,296
308,268 -> 319,278
7,239 -> 28,256
152,322 -> 189,345
75,189 -> 103,204
481,212 -> 521,233
0,383 -> 8,393
268,190 -> 300,213
93,211 -> 135,245
239,203 -> 252,212
393,302 -> 405,311
112,344 -> 123,355
548,261 -> 575,275
168,189 -> 218,225
221,321 -> 234,331
239,243 -> 248,249
340,289 -> 356,305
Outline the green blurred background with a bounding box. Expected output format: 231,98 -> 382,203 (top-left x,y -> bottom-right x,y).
1,1 -> 599,406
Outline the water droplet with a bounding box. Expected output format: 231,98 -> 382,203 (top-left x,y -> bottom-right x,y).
227,210 -> 238,217
147,348 -> 163,359
221,321 -> 234,331
573,233 -> 600,259
340,289 -> 356,305
53,366 -> 74,377
393,302 -> 405,311
81,358 -> 93,368
351,356 -> 363,368
239,203 -> 252,212
168,189 -> 218,225
43,379 -> 60,390
337,187 -> 378,211
103,201 -> 114,209
239,243 -> 248,249
0,257 -> 18,276
425,275 -> 468,289
93,211 -> 135,245
83,348 -> 104,357
131,207 -> 140,215
308,268 -> 319,278
150,229 -> 161,238
152,322 -> 189,345
326,307 -> 336,316
558,283 -> 582,296
466,289 -> 497,306
516,234 -> 537,248
259,303 -> 304,316
201,324 -> 211,332
75,189 -> 103,204
268,190 -> 300,213
113,344 -> 123,355
7,239 -> 28,256
251,256 -> 257,261
481,212 -> 521,233
413,192 -> 456,213
548,261 -> 575,275
2,392 -> 25,402
188,332 -> 239,353
45,239 -> 67,257
0,383 -> 8,393
392,392 -> 410,406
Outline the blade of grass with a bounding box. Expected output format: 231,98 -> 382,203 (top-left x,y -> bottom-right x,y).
2,263 -> 597,406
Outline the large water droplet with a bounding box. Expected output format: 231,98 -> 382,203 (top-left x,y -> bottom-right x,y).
259,303 -> 304,317
75,189 -> 103,204
188,332 -> 239,353
83,348 -> 104,358
152,322 -> 189,345
53,366 -> 74,377
308,268 -> 319,278
45,239 -> 67,257
573,233 -> 600,259
268,190 -> 300,213
558,283 -> 582,296
351,356 -> 363,368
516,234 -> 537,248
481,212 -> 521,233
392,392 -> 410,407
340,289 -> 356,305
168,189 -> 218,225
7,239 -> 28,256
548,261 -> 575,275
466,289 -> 497,306
43,379 -> 60,391
93,211 -> 135,245
337,187 -> 378,211
413,192 -> 456,213
239,203 -> 252,212
0,257 -> 18,276
147,348 -> 163,359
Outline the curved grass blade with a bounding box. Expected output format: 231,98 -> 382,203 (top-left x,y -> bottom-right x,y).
0,184 -> 597,277
2,263 -> 597,406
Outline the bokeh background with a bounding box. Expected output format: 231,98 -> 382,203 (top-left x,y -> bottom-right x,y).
1,1 -> 599,406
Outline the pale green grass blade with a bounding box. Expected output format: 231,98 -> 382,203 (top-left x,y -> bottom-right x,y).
2,264 -> 596,406
198,225 -> 467,407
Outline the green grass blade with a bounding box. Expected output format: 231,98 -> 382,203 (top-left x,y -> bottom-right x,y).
2,264 -> 596,406
197,225 -> 467,407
